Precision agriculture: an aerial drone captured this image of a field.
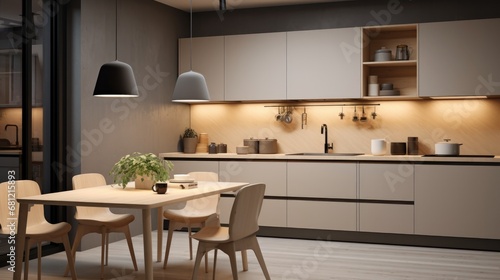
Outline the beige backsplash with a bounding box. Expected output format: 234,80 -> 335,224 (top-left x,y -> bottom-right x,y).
191,99 -> 500,155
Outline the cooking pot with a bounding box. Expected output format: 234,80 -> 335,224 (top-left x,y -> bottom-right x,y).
243,138 -> 259,154
258,138 -> 278,154
374,47 -> 392,61
435,139 -> 462,155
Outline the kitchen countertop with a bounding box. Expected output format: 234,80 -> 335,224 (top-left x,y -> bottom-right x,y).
160,152 -> 500,164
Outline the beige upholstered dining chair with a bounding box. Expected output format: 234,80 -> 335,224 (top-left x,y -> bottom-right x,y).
162,171 -> 219,269
66,173 -> 137,279
0,180 -> 77,280
191,183 -> 270,280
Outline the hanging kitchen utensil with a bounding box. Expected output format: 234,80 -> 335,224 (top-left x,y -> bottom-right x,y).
360,106 -> 367,122
371,106 -> 377,119
284,106 -> 293,124
352,107 -> 359,122
338,107 -> 345,120
301,108 -> 307,129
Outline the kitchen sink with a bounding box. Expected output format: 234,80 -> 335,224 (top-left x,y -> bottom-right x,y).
286,152 -> 364,156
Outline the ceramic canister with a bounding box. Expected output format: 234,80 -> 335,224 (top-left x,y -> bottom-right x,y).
371,139 -> 387,156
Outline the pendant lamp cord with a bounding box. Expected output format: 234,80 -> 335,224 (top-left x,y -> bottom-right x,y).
115,0 -> 118,61
189,0 -> 193,70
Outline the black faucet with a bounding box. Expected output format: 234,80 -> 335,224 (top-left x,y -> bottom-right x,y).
321,124 -> 333,153
5,124 -> 19,146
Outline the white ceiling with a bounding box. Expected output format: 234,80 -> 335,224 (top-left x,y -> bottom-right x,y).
154,0 -> 349,12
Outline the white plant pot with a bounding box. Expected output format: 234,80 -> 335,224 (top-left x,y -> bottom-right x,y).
135,175 -> 155,190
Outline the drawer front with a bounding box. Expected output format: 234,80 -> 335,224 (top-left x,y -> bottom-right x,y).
359,203 -> 414,234
219,197 -> 286,227
287,200 -> 356,231
359,163 -> 414,201
288,162 -> 357,199
219,161 -> 286,196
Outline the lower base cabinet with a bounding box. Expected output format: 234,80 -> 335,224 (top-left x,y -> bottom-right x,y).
219,197 -> 287,227
287,200 -> 357,231
415,164 -> 500,239
359,203 -> 414,234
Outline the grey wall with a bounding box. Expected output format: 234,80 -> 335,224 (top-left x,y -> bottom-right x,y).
74,0 -> 188,248
193,0 -> 500,36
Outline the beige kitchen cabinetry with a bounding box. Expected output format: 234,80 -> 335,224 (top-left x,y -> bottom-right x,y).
0,155 -> 20,183
287,162 -> 357,230
358,163 -> 414,234
287,28 -> 361,100
419,18 -> 500,97
415,164 -> 500,239
169,160 -> 219,175
218,161 -> 287,227
224,32 -> 287,101
362,24 -> 418,99
179,36 -> 225,101
0,51 -> 21,106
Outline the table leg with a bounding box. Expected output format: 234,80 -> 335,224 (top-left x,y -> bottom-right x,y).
157,207 -> 163,262
142,209 -> 153,280
13,203 -> 28,280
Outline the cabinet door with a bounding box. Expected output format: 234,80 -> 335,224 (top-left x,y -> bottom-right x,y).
179,36 -> 224,101
415,165 -> 500,239
419,19 -> 500,97
218,161 -> 287,227
288,201 -> 357,231
287,28 -> 361,99
287,162 -> 357,199
169,160 -> 219,175
359,163 -> 414,201
225,32 -> 287,101
219,161 -> 286,196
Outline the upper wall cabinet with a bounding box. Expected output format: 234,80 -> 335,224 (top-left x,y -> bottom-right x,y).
287,28 -> 361,100
179,36 -> 225,101
362,24 -> 418,99
419,18 -> 500,97
225,32 -> 287,101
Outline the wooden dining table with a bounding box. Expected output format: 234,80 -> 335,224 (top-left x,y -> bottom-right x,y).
13,180 -> 248,280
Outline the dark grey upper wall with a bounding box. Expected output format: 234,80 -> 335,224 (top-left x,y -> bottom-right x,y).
193,0 -> 500,37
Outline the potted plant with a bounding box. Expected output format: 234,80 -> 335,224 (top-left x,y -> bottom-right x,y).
110,152 -> 174,189
182,127 -> 198,153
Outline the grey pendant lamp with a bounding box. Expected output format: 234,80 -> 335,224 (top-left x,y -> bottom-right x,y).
172,0 -> 210,102
94,0 -> 139,97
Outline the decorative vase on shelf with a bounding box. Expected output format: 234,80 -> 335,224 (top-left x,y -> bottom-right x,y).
183,137 -> 198,153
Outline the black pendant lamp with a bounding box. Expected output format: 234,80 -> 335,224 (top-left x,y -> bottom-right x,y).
172,0 -> 210,102
93,0 -> 138,97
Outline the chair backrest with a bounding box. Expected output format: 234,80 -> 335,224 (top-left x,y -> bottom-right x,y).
0,180 -> 47,234
188,171 -> 218,182
72,173 -> 113,218
185,172 -> 220,213
228,183 -> 266,241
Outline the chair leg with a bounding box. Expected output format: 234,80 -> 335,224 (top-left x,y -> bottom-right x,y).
249,237 -> 271,280
191,243 -> 207,280
226,244 -> 239,280
62,234 -> 78,280
241,250 -> 248,271
163,221 -> 176,269
100,228 -> 106,279
105,232 -> 109,266
65,226 -> 85,277
123,226 -> 138,271
37,242 -> 42,280
187,224 -> 193,260
212,249 -> 218,280
24,239 -> 30,280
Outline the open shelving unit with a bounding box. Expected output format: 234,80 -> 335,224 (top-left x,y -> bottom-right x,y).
362,24 -> 418,99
